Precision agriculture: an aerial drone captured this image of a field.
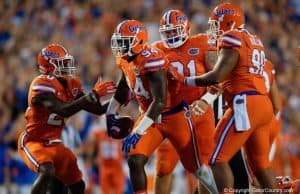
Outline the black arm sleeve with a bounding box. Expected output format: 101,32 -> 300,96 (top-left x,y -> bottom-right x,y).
114,73 -> 132,105
32,92 -> 106,117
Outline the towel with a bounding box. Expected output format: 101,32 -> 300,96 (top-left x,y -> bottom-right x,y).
233,94 -> 251,131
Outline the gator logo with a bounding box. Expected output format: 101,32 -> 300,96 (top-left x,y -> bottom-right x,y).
188,48 -> 199,55
128,25 -> 145,33
176,15 -> 188,23
214,9 -> 235,16
42,51 -> 60,58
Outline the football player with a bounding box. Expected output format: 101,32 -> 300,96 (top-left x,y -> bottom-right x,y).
184,3 -> 279,192
17,44 -> 116,194
106,19 -> 218,194
91,124 -> 125,194
242,59 -> 283,188
263,60 -> 282,155
152,9 -> 218,194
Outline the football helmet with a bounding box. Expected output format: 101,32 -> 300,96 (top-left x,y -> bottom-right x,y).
111,20 -> 148,57
106,115 -> 134,139
207,3 -> 245,43
159,10 -> 190,48
37,44 -> 75,77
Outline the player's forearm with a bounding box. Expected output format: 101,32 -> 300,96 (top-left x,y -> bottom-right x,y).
52,94 -> 97,117
83,102 -> 108,115
134,70 -> 167,135
185,71 -> 219,87
114,75 -> 131,105
145,98 -> 166,121
134,98 -> 165,136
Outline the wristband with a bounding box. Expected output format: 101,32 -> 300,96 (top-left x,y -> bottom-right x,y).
134,115 -> 154,136
185,77 -> 197,86
201,92 -> 218,105
106,97 -> 121,115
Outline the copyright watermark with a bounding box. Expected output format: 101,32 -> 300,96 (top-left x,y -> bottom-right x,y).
223,188 -> 293,193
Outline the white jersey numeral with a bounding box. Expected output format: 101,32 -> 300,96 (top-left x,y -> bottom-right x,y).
47,113 -> 64,126
249,48 -> 265,75
170,60 -> 196,76
100,141 -> 119,159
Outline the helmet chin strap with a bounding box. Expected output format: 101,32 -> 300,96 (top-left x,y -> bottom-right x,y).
128,50 -> 134,56
128,28 -> 141,56
230,21 -> 236,30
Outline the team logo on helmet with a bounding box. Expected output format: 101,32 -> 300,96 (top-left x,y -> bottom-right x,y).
42,51 -> 60,58
128,25 -> 145,33
214,9 -> 235,16
176,15 -> 188,23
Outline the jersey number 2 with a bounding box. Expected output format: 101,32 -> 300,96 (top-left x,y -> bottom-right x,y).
47,113 -> 64,126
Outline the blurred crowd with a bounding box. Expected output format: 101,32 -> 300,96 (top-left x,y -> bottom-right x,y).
0,0 -> 300,193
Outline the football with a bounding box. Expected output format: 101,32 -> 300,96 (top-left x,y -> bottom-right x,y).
106,115 -> 134,139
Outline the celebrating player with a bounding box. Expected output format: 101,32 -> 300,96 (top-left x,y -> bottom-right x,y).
106,19 -> 218,194
184,3 -> 279,192
17,44 -> 116,194
152,9 -> 218,194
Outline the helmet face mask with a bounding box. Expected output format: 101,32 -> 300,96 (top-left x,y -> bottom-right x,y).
159,10 -> 190,48
50,55 -> 75,78
207,18 -> 224,44
111,34 -> 135,57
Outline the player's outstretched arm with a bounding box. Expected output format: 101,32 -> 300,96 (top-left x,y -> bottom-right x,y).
185,48 -> 239,87
81,95 -> 109,115
82,79 -> 117,115
32,93 -> 101,118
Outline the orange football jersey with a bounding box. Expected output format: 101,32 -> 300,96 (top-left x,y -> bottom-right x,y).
94,129 -> 124,166
218,29 -> 268,102
153,33 -> 216,104
25,75 -> 83,141
116,45 -> 182,113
